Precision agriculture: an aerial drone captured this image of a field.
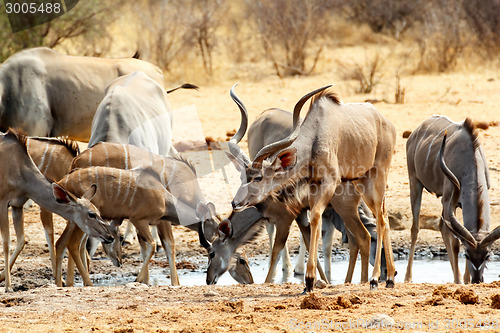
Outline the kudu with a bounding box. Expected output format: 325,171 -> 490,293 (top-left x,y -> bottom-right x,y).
55,166 -> 186,286
0,130 -> 113,292
59,142 -> 253,286
228,85 -> 397,291
247,108 -> 387,283
405,116 -> 500,284
0,136 -> 81,284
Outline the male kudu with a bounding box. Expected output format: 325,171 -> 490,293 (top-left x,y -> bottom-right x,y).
229,85 -> 397,291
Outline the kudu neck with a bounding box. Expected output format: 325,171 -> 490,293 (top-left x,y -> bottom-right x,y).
19,161 -> 71,218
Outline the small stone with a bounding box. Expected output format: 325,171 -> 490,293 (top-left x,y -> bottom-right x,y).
315,279 -> 327,289
204,290 -> 220,297
365,314 -> 396,328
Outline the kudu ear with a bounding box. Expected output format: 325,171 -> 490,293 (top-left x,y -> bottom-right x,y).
82,184 -> 97,201
206,202 -> 217,217
441,217 -> 477,249
52,183 -> 73,204
219,219 -> 233,242
195,202 -> 209,220
479,225 -> 500,248
275,148 -> 297,171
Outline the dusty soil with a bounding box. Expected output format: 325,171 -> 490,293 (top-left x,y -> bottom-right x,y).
2,47 -> 500,331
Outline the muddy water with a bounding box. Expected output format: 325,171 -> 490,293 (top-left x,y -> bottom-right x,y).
86,256 -> 500,287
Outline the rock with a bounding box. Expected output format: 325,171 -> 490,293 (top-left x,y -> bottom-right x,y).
125,282 -> 149,290
315,279 -> 327,289
365,314 -> 396,328
204,290 -> 220,297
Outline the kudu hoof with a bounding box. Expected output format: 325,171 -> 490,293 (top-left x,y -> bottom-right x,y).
305,277 -> 315,293
386,279 -> 395,288
370,279 -> 378,290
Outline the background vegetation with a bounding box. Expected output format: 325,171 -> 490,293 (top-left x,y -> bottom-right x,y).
2,0 -> 500,86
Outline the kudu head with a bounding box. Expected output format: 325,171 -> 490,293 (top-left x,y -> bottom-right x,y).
200,206 -> 264,285
52,183 -> 114,244
195,202 -> 220,241
439,131 -> 500,283
226,84 -> 332,210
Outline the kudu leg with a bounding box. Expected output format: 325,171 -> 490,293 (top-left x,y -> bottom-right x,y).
294,234 -> 306,275
305,182 -> 335,292
404,179 -> 424,283
0,204 -> 12,291
439,218 -> 462,284
0,207 -> 25,284
264,219 -> 292,283
135,221 -> 155,285
156,220 -> 179,286
55,220 -> 77,287
355,175 -> 396,290
344,231 -> 359,284
331,186 -> 371,284
295,212 -> 328,282
66,227 -> 93,287
40,208 -> 57,278
321,217 -> 335,283
464,266 -> 471,284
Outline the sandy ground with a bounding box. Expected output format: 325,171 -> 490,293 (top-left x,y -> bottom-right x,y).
1,49 -> 500,331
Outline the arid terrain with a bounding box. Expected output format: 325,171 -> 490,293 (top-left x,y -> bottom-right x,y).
2,44 -> 500,332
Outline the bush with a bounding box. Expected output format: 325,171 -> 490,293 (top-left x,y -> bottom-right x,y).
247,0 -> 334,77
0,0 -> 116,61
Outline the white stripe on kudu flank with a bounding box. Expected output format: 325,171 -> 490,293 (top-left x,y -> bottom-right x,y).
43,146 -> 56,175
116,169 -> 122,200
424,123 -> 454,168
38,144 -> 50,171
123,172 -> 132,205
103,144 -> 109,167
123,144 -> 129,170
415,117 -> 440,153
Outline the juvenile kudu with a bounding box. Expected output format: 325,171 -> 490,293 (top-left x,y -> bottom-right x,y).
58,142 -> 253,286
0,136 -> 80,283
229,85 -> 397,291
0,130 -> 113,291
405,116 -> 500,284
55,166 -> 183,286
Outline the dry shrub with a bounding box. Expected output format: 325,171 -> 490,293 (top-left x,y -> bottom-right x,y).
135,0 -> 226,76
247,0 -> 335,77
463,0 -> 500,57
415,0 -> 470,73
344,0 -> 422,39
338,52 -> 385,94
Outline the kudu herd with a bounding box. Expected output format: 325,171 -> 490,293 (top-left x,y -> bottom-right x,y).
0,47 -> 499,294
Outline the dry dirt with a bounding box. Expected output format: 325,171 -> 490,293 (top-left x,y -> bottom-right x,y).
2,49 -> 500,332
